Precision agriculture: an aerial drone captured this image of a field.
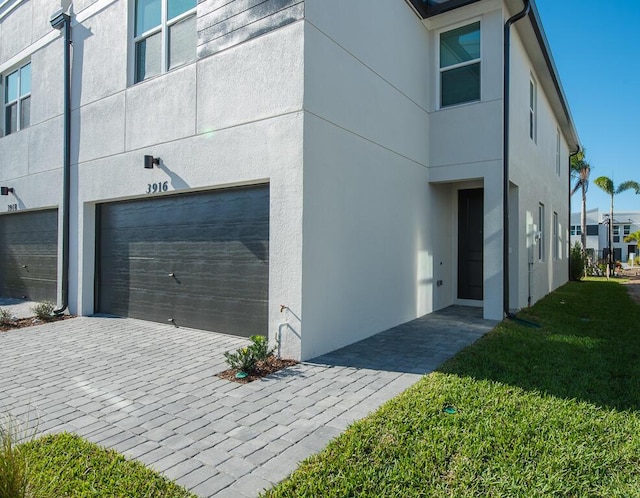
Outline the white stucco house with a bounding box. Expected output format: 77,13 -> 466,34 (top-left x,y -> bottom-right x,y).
0,0 -> 579,360
570,209 -> 640,263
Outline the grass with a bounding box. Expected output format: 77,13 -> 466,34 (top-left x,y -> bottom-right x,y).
265,279 -> 640,497
18,433 -> 195,498
0,414 -> 37,498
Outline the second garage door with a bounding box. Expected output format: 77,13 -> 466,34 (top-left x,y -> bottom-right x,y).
96,185 -> 269,337
0,209 -> 58,302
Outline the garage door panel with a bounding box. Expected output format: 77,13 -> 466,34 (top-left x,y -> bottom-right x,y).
97,185 -> 269,337
167,295 -> 268,335
0,210 -> 58,302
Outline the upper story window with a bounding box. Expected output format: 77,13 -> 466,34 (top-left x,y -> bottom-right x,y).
529,77 -> 537,142
439,21 -> 480,108
134,0 -> 196,83
3,62 -> 31,136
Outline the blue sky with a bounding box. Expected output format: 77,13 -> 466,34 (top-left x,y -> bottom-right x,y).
535,0 -> 640,214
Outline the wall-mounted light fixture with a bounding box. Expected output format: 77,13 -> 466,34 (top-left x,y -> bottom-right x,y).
0,187 -> 14,196
144,155 -> 160,169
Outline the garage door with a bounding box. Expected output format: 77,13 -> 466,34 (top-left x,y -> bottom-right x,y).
0,209 -> 58,302
96,185 -> 269,337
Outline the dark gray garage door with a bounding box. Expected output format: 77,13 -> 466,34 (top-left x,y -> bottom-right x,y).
96,185 -> 269,337
0,209 -> 58,302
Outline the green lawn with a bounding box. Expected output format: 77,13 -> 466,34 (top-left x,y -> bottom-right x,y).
265,279 -> 640,497
19,433 -> 195,498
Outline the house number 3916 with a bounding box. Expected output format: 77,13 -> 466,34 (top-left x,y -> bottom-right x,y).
7,204 -> 17,212
146,181 -> 169,194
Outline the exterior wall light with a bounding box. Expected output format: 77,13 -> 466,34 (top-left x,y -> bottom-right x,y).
144,155 -> 160,169
0,187 -> 14,195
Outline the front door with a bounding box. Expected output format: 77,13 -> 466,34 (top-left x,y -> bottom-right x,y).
458,189 -> 484,300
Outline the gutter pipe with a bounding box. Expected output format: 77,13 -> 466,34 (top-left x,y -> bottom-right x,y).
503,0 -> 539,328
53,12 -> 71,316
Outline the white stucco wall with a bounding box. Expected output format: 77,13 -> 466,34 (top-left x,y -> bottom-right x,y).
0,0 -> 306,359
509,26 -> 569,308
301,0 -> 432,359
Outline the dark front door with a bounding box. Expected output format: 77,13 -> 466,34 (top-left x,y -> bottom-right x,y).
96,185 -> 269,337
458,189 -> 483,300
0,209 -> 58,302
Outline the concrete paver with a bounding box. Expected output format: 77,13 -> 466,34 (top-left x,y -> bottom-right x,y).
0,306 -> 496,497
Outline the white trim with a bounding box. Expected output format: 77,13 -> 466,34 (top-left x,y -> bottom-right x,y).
2,60 -> 30,135
0,0 -> 23,21
436,17 -> 482,110
131,0 -> 196,84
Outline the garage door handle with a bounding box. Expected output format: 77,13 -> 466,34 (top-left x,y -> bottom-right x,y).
22,265 -> 28,268
168,272 -> 175,277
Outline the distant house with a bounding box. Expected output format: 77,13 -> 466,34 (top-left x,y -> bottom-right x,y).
570,209 -> 640,263
0,0 -> 580,360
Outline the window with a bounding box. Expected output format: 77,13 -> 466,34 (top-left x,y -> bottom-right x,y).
570,225 -> 575,236
624,225 -> 631,236
529,77 -> 537,142
133,0 -> 196,83
613,225 -> 619,236
586,225 -> 599,236
439,21 -> 480,108
538,203 -> 544,261
3,62 -> 31,135
553,212 -> 559,260
555,130 -> 561,176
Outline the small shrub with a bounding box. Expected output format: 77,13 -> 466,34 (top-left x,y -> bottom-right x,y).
569,242 -> 586,281
224,347 -> 257,373
30,302 -> 55,321
0,308 -> 11,326
223,335 -> 274,373
249,335 -> 274,362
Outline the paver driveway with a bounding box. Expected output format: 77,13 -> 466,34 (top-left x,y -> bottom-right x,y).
0,307 -> 497,497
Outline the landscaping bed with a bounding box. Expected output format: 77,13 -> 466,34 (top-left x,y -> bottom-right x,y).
0,314 -> 74,332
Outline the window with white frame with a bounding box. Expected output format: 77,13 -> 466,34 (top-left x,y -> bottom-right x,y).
133,0 -> 196,83
613,225 -> 619,236
3,62 -> 31,136
538,203 -> 545,261
439,21 -> 480,108
555,130 -> 561,176
553,212 -> 559,260
529,77 -> 537,142
624,225 -> 631,236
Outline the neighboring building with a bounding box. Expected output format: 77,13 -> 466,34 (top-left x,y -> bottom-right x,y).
0,0 -> 580,360
570,209 -> 640,263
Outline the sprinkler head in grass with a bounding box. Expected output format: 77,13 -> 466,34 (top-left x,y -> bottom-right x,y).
442,405 -> 457,415
235,371 -> 248,379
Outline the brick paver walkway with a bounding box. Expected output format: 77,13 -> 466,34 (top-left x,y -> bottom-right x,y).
0,307 -> 496,497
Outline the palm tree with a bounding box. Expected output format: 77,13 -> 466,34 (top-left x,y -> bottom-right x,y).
570,151 -> 591,253
594,177 -> 640,271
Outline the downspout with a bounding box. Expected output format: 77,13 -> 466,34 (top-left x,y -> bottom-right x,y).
53,12 -> 72,316
568,148 -> 581,281
503,0 -> 538,327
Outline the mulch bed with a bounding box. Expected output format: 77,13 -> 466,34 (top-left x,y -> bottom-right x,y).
0,315 -> 75,332
217,355 -> 299,383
